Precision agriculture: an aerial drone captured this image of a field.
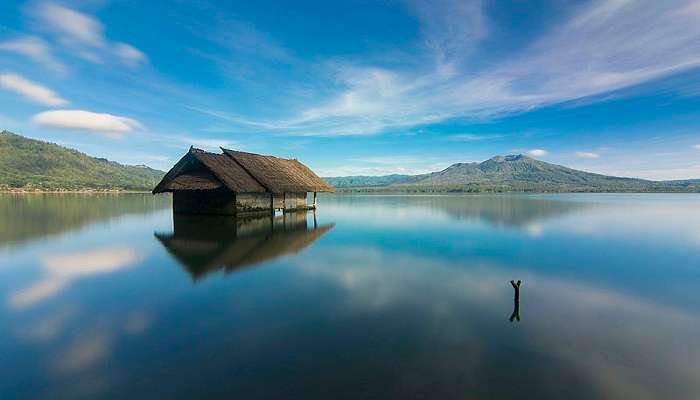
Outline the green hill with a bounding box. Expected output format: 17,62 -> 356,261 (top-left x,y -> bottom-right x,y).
0,130 -> 165,191
323,174 -> 412,188
325,154 -> 700,192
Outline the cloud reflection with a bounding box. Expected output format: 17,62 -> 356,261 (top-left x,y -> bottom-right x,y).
17,306 -> 75,342
8,246 -> 138,309
52,332 -> 111,373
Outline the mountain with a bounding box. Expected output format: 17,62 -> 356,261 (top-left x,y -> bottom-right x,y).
324,154 -> 700,192
0,130 -> 165,191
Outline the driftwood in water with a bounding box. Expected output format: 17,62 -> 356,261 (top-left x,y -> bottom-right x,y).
509,280 -> 521,322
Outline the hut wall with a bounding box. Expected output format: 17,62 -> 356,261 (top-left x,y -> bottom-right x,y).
173,189 -> 237,215
173,190 -> 310,216
236,193 -> 273,214
284,192 -> 308,209
269,193 -> 308,210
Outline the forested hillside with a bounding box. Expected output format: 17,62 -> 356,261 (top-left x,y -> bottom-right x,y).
0,130 -> 164,191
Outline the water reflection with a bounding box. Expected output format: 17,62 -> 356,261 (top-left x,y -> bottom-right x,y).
155,212 -> 335,281
0,193 -> 170,248
325,194 -> 595,229
2,194 -> 700,399
292,245 -> 700,399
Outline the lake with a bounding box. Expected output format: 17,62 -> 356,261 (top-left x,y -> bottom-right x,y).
1,193 -> 699,399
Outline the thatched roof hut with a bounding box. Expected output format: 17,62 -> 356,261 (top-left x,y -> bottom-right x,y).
153,147 -> 334,215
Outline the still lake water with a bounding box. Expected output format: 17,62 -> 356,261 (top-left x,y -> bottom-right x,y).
1,193 -> 699,399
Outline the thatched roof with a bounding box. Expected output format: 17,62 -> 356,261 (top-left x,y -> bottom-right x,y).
165,171 -> 223,191
222,149 -> 335,193
191,150 -> 267,192
152,147 -> 334,194
155,213 -> 334,281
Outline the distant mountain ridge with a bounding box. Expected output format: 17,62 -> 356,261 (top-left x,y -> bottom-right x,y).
325,154 -> 700,192
2,129 -> 698,193
0,130 -> 165,191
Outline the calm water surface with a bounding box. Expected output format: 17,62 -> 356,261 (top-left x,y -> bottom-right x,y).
1,193 -> 699,399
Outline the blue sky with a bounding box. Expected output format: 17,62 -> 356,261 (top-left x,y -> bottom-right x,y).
1,0 -> 699,179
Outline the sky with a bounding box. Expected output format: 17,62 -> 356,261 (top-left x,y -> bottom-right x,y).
1,0 -> 700,179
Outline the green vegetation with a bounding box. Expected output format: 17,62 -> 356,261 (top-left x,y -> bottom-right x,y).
324,174 -> 412,188
0,130 -> 165,191
325,154 -> 700,193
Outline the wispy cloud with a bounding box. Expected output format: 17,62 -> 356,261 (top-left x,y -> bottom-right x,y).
0,73 -> 67,106
0,36 -> 67,73
32,2 -> 147,66
576,151 -> 601,159
210,18 -> 294,62
527,149 -> 548,157
604,164 -> 700,181
407,0 -> 488,61
204,0 -> 700,136
32,110 -> 143,137
36,2 -> 105,47
319,155 -> 463,177
447,133 -> 503,142
112,42 -> 147,66
693,144 -> 700,150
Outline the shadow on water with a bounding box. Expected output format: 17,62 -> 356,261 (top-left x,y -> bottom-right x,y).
155,211 -> 335,281
0,193 -> 171,248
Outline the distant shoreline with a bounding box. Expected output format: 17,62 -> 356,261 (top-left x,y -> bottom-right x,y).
0,189 -> 153,194
2,188 -> 698,195
332,187 -> 700,194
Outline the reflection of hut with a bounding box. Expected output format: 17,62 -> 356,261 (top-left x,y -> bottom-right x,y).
155,212 -> 334,281
152,147 -> 335,215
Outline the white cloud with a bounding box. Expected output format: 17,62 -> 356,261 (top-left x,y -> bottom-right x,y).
0,73 -> 67,106
33,2 -> 146,66
527,149 -> 548,157
208,0 -> 700,136
576,151 -> 601,159
32,110 -> 143,137
0,36 -> 67,73
693,144 -> 700,150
